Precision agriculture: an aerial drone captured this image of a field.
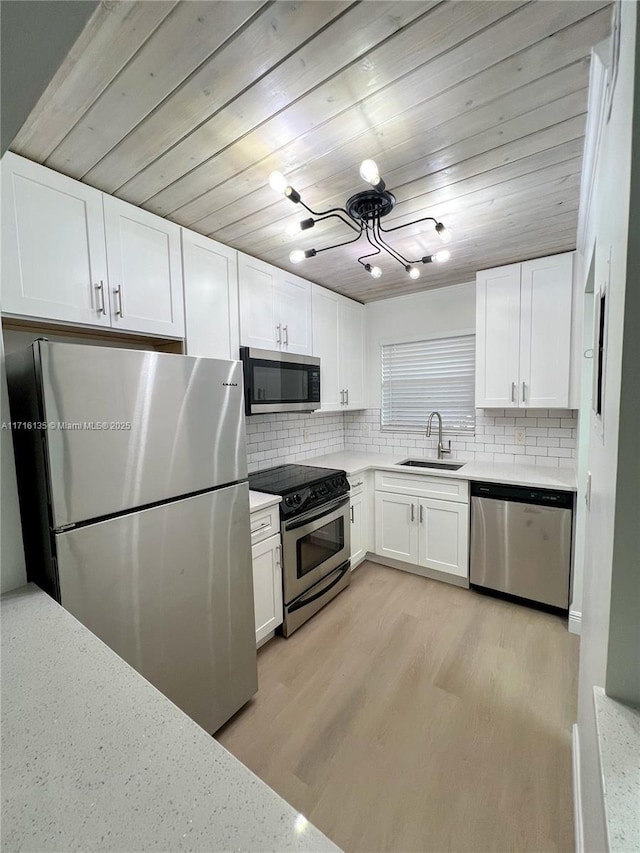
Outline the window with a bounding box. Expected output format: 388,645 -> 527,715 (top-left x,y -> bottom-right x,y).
381,333 -> 475,433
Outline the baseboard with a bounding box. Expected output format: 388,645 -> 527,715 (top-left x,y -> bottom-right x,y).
573,724 -> 584,853
569,610 -> 582,635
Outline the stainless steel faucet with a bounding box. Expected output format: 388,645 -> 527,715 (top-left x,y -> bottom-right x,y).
426,411 -> 451,459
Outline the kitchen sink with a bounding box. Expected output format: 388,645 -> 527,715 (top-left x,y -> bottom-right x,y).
398,459 -> 466,471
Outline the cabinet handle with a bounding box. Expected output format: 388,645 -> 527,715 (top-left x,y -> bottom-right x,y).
283,325 -> 289,346
340,390 -> 345,405
522,381 -> 526,403
351,480 -> 363,488
276,323 -> 282,345
252,521 -> 270,533
275,545 -> 281,567
345,388 -> 349,406
511,381 -> 516,403
114,285 -> 124,318
411,503 -> 415,522
350,506 -> 354,523
419,505 -> 423,524
95,281 -> 106,315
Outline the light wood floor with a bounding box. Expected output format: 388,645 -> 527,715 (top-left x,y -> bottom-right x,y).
216,562 -> 580,853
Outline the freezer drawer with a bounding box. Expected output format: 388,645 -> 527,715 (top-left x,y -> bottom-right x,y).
55,483 -> 257,733
470,494 -> 572,609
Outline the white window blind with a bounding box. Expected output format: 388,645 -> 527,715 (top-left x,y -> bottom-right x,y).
381,334 -> 476,433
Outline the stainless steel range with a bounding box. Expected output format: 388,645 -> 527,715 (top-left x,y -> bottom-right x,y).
248,464 -> 351,636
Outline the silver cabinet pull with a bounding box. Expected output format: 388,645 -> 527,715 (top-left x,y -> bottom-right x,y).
275,544 -> 281,567
345,388 -> 349,406
283,325 -> 289,346
522,381 -> 526,403
113,285 -> 124,318
95,281 -> 106,315
419,505 -> 424,524
276,323 -> 282,345
351,480 -> 363,488
350,506 -> 354,523
511,381 -> 516,403
340,389 -> 345,405
411,503 -> 415,522
251,520 -> 270,533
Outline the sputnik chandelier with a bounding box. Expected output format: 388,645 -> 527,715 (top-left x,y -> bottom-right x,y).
269,159 -> 451,281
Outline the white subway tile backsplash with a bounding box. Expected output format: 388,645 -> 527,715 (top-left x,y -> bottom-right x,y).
245,406 -> 577,473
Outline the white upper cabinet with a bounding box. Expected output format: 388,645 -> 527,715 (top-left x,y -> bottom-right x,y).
181,231 -> 239,359
1,152 -> 110,327
238,254 -> 278,350
339,297 -> 365,409
475,252 -> 573,408
312,284 -> 365,411
312,287 -> 341,410
103,196 -> 184,338
519,254 -> 573,408
475,264 -> 521,408
276,271 -> 312,355
238,254 -> 312,355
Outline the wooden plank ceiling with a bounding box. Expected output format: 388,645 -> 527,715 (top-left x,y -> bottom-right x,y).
10,0 -> 611,302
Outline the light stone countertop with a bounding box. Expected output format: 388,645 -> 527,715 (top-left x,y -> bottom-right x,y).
249,490 -> 282,512
0,584 -> 339,853
593,687 -> 640,853
300,450 -> 577,491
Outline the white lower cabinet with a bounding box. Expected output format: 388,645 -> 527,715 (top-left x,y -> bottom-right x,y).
251,533 -> 283,645
417,498 -> 469,578
374,484 -> 469,579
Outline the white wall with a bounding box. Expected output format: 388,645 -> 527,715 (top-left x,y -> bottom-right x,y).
575,3 -> 638,850
245,411 -> 344,473
0,322 -> 27,592
365,282 -> 476,408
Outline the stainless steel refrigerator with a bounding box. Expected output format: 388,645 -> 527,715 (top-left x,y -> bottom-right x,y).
7,340 -> 257,733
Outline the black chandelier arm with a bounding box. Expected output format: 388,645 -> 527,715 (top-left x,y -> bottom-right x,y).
312,224 -> 365,255
377,214 -> 438,234
356,240 -> 382,268
372,219 -> 412,267
298,199 -> 360,233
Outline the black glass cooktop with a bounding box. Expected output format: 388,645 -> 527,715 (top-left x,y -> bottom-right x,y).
248,464 -> 345,495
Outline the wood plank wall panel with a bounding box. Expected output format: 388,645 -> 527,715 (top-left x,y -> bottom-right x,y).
8,0 -> 612,302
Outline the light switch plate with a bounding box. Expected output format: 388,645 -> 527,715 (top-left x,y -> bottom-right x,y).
515,428 -> 526,446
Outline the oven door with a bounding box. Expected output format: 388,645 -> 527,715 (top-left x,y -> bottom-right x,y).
240,347 -> 320,414
282,495 -> 350,603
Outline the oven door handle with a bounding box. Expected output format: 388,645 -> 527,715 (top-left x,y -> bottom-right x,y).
284,495 -> 349,531
288,563 -> 350,612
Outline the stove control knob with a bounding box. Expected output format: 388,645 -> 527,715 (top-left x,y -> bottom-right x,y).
285,496 -> 294,507
294,493 -> 301,504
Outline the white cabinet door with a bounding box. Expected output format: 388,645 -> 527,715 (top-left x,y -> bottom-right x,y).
339,298 -> 365,409
312,285 -> 341,410
475,264 -> 521,408
519,253 -> 573,408
238,253 -> 279,350
1,152 -> 110,327
251,533 -> 283,645
350,492 -> 367,568
374,492 -> 418,564
418,498 -> 469,579
182,231 -> 239,359
103,196 -> 184,338
276,272 -> 312,355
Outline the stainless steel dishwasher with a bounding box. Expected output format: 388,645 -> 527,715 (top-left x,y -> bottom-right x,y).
470,482 -> 573,610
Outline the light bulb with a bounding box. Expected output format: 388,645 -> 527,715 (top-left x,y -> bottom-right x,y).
433,249 -> 450,263
269,171 -> 288,194
406,265 -> 420,279
289,249 -> 305,264
435,222 -> 451,243
364,264 -> 382,279
360,159 -> 381,187
285,220 -> 302,237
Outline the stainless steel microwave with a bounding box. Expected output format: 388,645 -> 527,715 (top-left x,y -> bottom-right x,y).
240,347 -> 321,415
